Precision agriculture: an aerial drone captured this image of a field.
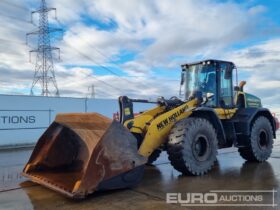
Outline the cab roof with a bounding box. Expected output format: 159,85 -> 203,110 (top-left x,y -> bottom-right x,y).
181,59 -> 235,70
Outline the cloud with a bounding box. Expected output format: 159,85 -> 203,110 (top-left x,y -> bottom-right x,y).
248,5 -> 267,16
223,38 -> 280,108
0,0 -> 279,109
51,0 -> 272,78
83,0 -> 263,65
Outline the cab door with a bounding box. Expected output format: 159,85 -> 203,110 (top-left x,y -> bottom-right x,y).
218,62 -> 234,108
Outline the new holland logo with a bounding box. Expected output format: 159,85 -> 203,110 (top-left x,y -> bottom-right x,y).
157,105 -> 188,131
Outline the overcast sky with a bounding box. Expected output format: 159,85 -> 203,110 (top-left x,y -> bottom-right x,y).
0,0 -> 279,113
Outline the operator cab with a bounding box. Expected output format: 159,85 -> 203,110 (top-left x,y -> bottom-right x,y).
181,60 -> 236,108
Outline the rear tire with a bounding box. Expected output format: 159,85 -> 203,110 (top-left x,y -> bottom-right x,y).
167,117 -> 218,176
238,116 -> 273,162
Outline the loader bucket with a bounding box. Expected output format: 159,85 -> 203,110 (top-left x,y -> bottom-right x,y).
22,113 -> 146,199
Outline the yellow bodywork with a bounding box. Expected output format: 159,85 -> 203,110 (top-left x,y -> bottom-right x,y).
124,99 -> 238,157
138,99 -> 198,156
214,108 -> 237,119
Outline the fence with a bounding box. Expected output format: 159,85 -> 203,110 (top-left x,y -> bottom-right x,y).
0,94 -> 154,147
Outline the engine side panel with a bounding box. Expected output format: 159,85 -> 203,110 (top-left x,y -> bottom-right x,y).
244,93 -> 262,108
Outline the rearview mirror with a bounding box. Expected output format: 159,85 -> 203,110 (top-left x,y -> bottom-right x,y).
234,86 -> 240,91
180,72 -> 185,85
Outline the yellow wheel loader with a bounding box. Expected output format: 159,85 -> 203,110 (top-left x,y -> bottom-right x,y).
22,59 -> 278,198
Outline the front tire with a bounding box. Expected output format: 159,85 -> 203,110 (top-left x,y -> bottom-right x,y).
167,117 -> 218,176
238,116 -> 273,162
147,149 -> 162,165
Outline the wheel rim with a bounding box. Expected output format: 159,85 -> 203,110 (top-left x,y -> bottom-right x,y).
258,129 -> 269,150
192,135 -> 211,161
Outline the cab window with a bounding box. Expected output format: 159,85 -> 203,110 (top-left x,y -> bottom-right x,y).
219,63 -> 233,107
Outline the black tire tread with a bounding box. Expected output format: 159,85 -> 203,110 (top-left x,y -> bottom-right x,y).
167,117 -> 218,176
238,116 -> 273,162
147,149 -> 162,164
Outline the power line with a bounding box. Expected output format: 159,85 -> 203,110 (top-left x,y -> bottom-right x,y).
57,19 -> 124,76
63,22 -> 118,64
88,86 -> 115,98
59,77 -> 117,98
91,76 -> 124,92
18,5 -> 128,83
0,1 -> 31,24
0,0 -> 30,11
126,75 -> 180,81
0,2 -> 242,81
1,39 -> 125,94
64,43 -> 124,92
2,38 -> 176,94
56,19 -> 153,89
56,19 -> 185,92
56,19 -> 148,92
64,41 -> 121,77
56,72 -> 118,98
0,37 -> 26,46
0,0 -> 171,97
0,11 -> 31,23
65,53 -> 131,94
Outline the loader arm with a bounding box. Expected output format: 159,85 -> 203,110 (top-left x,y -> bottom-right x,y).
139,99 -> 198,156
122,98 -> 199,157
